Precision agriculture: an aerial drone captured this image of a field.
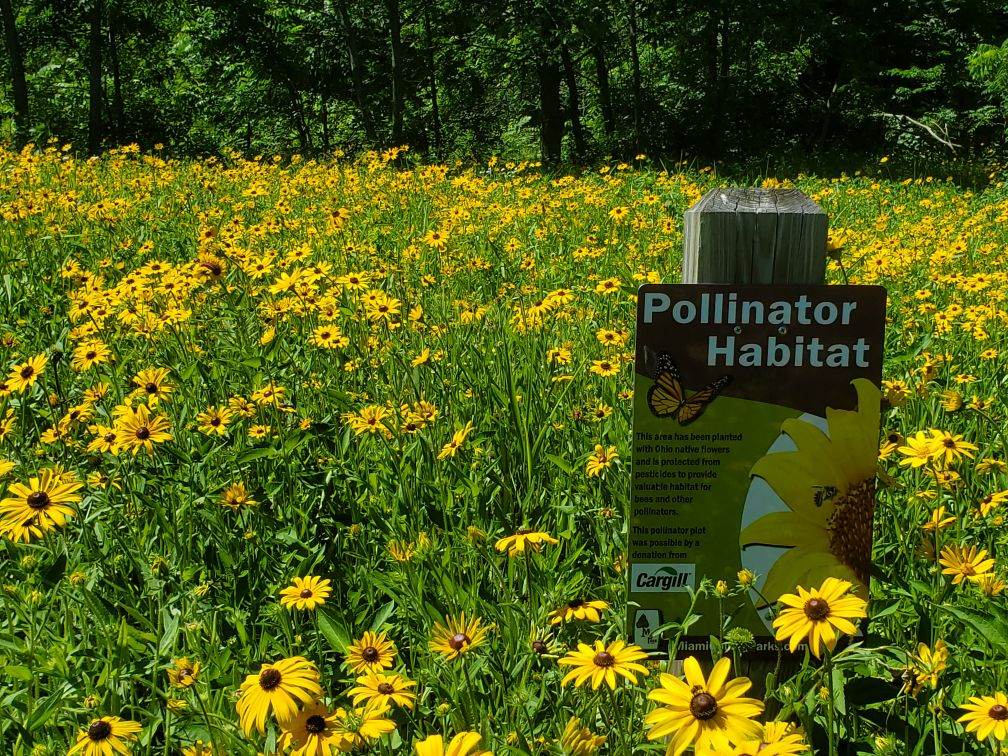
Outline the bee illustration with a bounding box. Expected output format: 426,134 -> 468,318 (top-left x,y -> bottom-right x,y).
812,485 -> 839,508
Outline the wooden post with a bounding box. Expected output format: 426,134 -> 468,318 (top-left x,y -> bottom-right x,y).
682,187 -> 828,285
678,187 -> 828,705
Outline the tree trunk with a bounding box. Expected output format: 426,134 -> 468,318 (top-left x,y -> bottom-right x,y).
288,83 -> 312,152
560,44 -> 586,161
387,0 -> 404,145
321,96 -> 331,152
627,0 -> 643,154
0,0 -> 29,147
87,0 -> 104,155
108,13 -> 124,144
335,0 -> 377,143
538,52 -> 564,165
423,6 -> 442,155
592,43 -> 614,140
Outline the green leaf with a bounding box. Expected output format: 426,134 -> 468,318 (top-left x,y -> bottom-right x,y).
26,683 -> 73,732
317,608 -> 351,654
939,604 -> 1008,651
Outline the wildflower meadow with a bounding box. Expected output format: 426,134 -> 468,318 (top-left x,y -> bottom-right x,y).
1,144 -> 1007,755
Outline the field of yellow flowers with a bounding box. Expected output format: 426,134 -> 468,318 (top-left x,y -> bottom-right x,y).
0,144 -> 1007,755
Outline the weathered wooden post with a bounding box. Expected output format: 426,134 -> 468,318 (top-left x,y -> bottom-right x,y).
681,186 -> 828,702
683,187 -> 828,285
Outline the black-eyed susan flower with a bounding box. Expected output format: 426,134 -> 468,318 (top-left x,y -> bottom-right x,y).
922,506 -> 955,532
561,715 -> 606,754
7,353 -> 46,393
898,431 -> 940,468
348,672 -> 417,709
195,406 -> 233,436
939,544 -> 995,585
131,367 -> 173,405
645,656 -> 762,755
958,692 -> 1008,743
430,613 -> 491,661
494,528 -> 558,556
72,340 -> 112,372
772,577 -> 867,658
278,701 -> 352,755
696,720 -> 807,755
557,638 -> 648,689
113,404 -> 172,454
549,598 -> 608,625
928,429 -> 978,466
345,630 -> 397,673
0,468 -> 82,542
438,421 -> 475,460
68,715 -> 142,755
167,657 -> 200,688
585,444 -> 617,477
181,741 -> 213,756
235,656 -> 322,734
221,482 -> 256,510
415,732 -> 492,756
329,701 -> 397,748
279,576 -> 332,611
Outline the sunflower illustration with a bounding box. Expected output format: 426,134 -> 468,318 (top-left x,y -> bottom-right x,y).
740,378 -> 881,605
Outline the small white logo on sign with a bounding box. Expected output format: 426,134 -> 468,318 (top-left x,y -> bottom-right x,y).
631,563 -> 696,592
633,609 -> 662,649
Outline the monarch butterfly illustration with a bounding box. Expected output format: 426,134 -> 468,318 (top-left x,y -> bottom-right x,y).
646,352 -> 732,425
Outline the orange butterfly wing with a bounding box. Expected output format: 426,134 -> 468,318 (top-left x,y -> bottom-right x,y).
675,376 -> 733,425
647,371 -> 685,418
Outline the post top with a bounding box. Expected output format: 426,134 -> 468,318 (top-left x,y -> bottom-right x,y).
686,187 -> 823,215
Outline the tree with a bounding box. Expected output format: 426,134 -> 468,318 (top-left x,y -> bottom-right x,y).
0,0 -> 30,146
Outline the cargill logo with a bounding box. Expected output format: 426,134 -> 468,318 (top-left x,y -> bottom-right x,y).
632,564 -> 695,592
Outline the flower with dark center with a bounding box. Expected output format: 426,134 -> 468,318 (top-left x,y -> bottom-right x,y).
377,683 -> 395,694
27,491 -> 50,510
532,640 -> 548,655
645,656 -> 763,751
259,667 -> 282,691
592,651 -> 614,667
362,647 -> 379,663
773,577 -> 868,658
803,598 -> 830,621
145,382 -> 158,394
430,613 -> 490,661
300,588 -> 313,599
305,714 -> 327,734
88,720 -> 112,741
135,427 -> 151,440
991,704 -> 1008,721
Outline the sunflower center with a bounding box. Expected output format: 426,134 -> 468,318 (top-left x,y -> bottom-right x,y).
990,704 -> 1008,721
361,646 -> 380,663
145,382 -> 158,394
826,479 -> 875,586
136,427 -> 151,440
27,491 -> 50,509
568,599 -> 585,609
449,632 -> 470,650
305,714 -> 327,734
804,598 -> 831,621
377,683 -> 395,694
532,640 -> 548,655
88,720 -> 112,741
300,588 -> 313,598
592,651 -> 615,667
689,690 -> 718,720
20,365 -> 34,379
259,667 -> 282,691
86,351 -> 97,360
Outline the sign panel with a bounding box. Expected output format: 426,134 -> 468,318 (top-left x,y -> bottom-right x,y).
627,284 -> 886,657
